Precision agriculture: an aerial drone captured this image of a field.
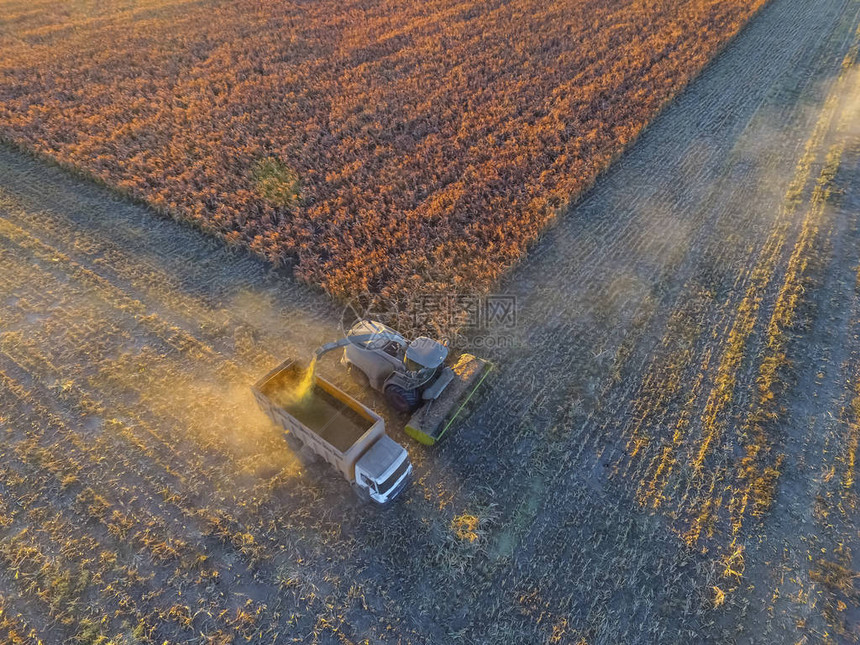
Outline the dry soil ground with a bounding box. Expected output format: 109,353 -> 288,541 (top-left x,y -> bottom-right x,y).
2,0 -> 860,642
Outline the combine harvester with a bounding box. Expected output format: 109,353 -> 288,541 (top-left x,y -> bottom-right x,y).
312,320 -> 491,445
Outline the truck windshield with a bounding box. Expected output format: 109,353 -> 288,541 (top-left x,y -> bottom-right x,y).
377,457 -> 410,493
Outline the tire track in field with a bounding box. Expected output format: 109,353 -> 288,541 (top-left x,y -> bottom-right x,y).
726,145 -> 860,642
448,0 -> 860,640
1,0 -> 859,641
680,37 -> 860,547
615,6 -> 860,510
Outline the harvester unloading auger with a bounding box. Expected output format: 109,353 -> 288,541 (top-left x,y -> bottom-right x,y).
313,320 -> 492,445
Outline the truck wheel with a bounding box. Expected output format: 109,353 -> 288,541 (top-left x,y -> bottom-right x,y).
297,444 -> 320,467
384,384 -> 420,413
284,431 -> 303,452
351,482 -> 371,504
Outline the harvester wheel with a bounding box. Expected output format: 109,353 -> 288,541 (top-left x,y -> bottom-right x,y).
346,362 -> 370,388
384,384 -> 420,413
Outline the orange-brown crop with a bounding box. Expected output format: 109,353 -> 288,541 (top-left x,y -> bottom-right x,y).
0,0 -> 767,304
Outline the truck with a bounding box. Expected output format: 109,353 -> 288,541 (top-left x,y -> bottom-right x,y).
252,358 -> 412,503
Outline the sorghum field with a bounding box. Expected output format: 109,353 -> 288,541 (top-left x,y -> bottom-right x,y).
2,0 -> 860,643
0,0 -> 769,303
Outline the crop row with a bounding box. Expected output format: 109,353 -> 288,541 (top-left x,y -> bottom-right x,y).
0,0 -> 769,307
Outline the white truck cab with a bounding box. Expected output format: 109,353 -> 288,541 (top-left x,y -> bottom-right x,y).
354,435 -> 413,503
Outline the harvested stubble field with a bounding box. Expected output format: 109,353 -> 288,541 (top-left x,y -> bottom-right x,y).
2,0 -> 860,644
0,0 -> 770,305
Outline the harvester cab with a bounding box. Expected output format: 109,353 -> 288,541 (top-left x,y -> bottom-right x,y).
313,319 -> 492,445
